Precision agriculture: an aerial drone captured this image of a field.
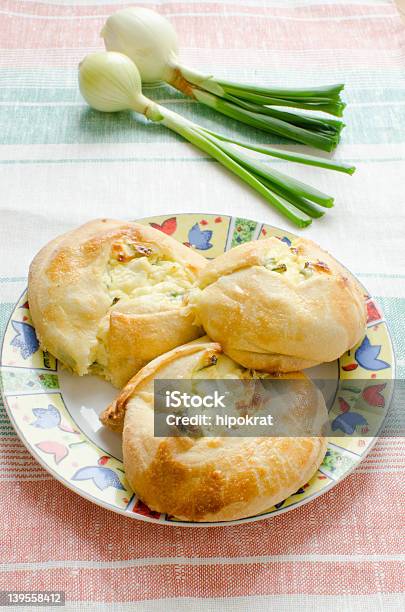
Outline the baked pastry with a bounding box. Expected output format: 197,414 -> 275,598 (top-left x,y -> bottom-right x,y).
100,338 -> 328,522
192,236 -> 366,371
28,219 -> 205,388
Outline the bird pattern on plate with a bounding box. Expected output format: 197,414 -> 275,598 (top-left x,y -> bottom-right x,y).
10,320 -> 39,359
30,404 -> 78,433
72,465 -> 125,491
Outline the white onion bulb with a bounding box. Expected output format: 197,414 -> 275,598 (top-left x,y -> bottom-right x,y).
101,8 -> 179,84
79,51 -> 155,117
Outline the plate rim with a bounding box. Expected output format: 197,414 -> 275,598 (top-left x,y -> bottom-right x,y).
0,213 -> 396,527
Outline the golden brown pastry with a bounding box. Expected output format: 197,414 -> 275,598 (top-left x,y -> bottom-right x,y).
192,236 -> 366,372
101,338 -> 328,522
28,219 -> 205,388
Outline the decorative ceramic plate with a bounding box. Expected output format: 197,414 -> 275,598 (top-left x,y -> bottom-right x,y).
0,214 -> 395,526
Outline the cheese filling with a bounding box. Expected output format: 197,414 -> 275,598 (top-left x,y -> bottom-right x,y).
91,239 -> 197,376
262,241 -> 330,284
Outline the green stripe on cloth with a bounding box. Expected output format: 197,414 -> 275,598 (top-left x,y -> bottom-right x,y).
376,297 -> 405,363
0,302 -> 14,337
0,157 -> 216,165
0,296 -> 403,453
1,104 -> 405,146
1,67 -> 404,88
0,295 -> 403,369
2,156 -> 405,166
2,85 -> 405,105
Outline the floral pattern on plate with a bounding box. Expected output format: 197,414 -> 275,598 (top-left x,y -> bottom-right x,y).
0,215 -> 395,526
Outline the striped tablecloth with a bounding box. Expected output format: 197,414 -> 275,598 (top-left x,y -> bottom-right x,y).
1,1 -> 404,610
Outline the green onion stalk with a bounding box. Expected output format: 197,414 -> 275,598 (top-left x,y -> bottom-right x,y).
79,52 -> 354,228
101,7 -> 346,152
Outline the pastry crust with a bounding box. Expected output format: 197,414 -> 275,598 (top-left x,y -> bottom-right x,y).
193,236 -> 367,371
101,338 -> 328,522
28,219 -> 206,388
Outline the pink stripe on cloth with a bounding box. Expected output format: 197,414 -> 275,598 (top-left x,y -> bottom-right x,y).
0,1 -> 398,19
2,47 -> 403,70
1,467 -> 404,565
0,5 -> 403,50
